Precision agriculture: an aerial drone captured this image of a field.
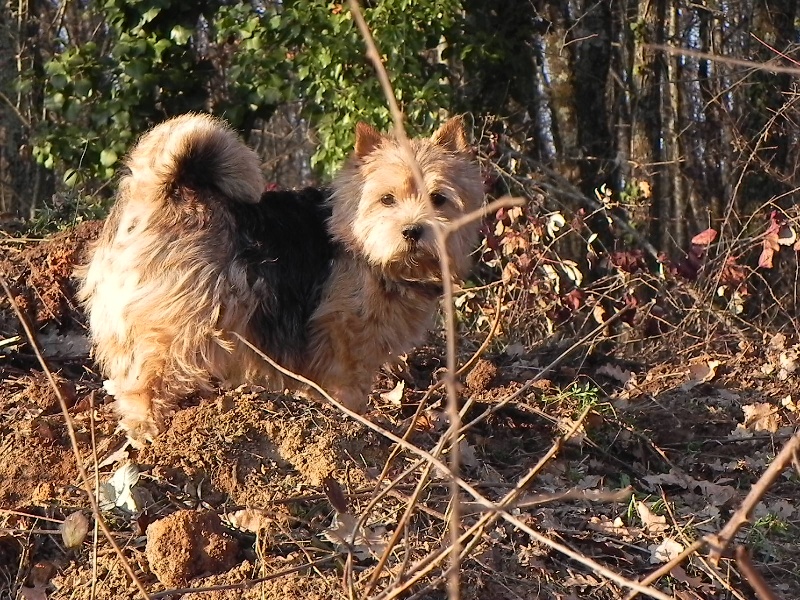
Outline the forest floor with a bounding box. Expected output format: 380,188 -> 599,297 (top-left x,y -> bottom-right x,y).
0,221 -> 798,600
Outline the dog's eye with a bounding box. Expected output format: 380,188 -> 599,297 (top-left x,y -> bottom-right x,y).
430,192 -> 448,207
380,194 -> 395,206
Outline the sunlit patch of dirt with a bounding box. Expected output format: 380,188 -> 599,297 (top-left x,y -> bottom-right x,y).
0,220 -> 102,334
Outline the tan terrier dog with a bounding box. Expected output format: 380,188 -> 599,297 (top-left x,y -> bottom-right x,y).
77,113 -> 483,442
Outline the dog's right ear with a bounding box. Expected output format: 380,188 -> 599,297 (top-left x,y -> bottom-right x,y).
354,122 -> 383,158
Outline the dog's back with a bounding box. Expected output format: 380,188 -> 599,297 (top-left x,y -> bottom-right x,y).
77,114 -> 327,441
230,189 -> 335,363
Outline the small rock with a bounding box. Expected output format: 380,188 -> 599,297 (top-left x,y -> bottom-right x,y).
145,510 -> 240,587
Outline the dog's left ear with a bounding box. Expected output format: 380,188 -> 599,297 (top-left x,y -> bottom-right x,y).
431,116 -> 469,153
355,122 -> 384,158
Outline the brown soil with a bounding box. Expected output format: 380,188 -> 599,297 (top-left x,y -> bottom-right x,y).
1,225 -> 798,600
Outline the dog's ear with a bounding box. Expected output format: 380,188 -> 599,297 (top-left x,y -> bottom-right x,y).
431,116 -> 469,153
354,122 -> 384,158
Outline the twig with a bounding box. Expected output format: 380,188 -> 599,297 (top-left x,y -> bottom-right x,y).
348,2 -> 468,595
0,275 -> 151,600
706,430 -> 800,565
623,539 -> 705,600
735,545 -> 781,600
648,44 -> 800,76
147,555 -> 335,599
0,509 -> 64,523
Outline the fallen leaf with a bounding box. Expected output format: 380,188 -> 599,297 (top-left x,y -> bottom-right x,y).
322,474 -> 349,513
60,511 -> 89,549
643,471 -> 736,506
741,402 -> 779,433
680,359 -> 721,390
225,508 -> 277,534
597,364 -> 634,385
649,538 -> 684,563
636,501 -> 668,534
322,512 -> 387,561
98,461 -> 141,512
379,380 -> 405,405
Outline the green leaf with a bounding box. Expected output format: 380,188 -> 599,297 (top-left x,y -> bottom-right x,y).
100,149 -> 118,167
170,25 -> 192,45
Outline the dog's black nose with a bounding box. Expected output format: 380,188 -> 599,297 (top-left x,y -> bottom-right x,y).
402,224 -> 424,242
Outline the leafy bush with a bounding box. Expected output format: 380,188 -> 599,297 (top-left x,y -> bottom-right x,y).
33,0 -> 462,190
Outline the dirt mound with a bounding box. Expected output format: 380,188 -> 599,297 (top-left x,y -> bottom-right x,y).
0,220 -> 101,335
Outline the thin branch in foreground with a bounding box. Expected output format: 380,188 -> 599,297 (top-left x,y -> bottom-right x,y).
706,430 -> 800,565
234,333 -> 674,600
0,275 -> 151,600
346,3 -> 464,596
735,545 -> 781,600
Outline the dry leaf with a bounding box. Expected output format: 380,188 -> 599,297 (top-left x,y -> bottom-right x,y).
379,380 -> 405,405
592,303 -> 607,325
636,501 -> 668,534
60,511 -> 89,549
643,472 -> 736,506
546,212 -> 566,238
98,461 -> 141,512
691,228 -> 717,246
680,359 -> 721,390
597,364 -> 634,385
741,402 -> 779,433
759,239 -> 775,269
322,474 -> 349,513
225,508 -> 276,534
778,224 -> 797,246
560,260 -> 583,286
649,538 -> 684,563
322,512 -> 387,560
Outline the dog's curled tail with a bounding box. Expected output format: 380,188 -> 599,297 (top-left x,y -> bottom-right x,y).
124,113 -> 264,206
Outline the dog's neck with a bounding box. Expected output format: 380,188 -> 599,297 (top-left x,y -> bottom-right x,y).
378,275 -> 443,299
333,246 -> 443,300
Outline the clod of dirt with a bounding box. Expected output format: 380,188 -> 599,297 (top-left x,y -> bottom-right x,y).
465,358 -> 499,392
145,510 -> 240,588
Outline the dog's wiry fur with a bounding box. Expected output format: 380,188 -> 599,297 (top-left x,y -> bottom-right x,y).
77,113 -> 483,442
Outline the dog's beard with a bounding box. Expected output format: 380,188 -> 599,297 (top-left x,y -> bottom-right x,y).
383,244 -> 443,283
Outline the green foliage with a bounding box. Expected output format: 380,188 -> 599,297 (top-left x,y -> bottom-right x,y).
542,382 -> 605,415
277,0 -> 459,177
26,193 -> 108,236
33,0 -> 462,189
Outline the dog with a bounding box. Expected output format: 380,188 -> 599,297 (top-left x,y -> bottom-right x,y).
77,113 -> 484,442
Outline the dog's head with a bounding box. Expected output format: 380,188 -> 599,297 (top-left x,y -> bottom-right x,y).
329,117 -> 484,282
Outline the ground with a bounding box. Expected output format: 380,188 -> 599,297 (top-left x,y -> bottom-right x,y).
0,222 -> 798,600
